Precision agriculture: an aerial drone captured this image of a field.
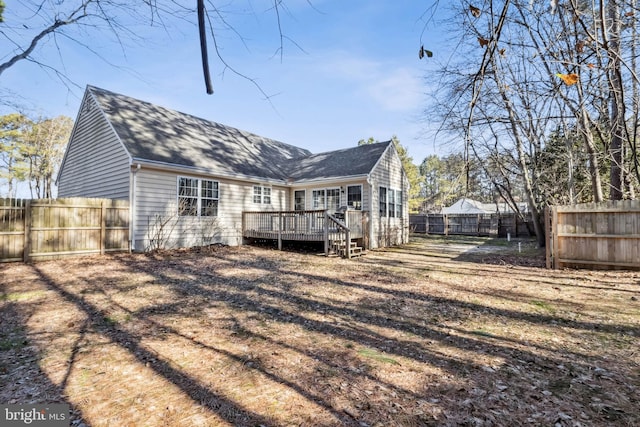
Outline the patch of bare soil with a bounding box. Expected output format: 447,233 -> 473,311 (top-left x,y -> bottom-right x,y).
1,237 -> 639,426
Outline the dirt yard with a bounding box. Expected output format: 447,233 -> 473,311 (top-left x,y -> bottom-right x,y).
1,235 -> 639,426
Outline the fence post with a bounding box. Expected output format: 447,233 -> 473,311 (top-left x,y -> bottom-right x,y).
552,206 -> 559,269
23,200 -> 31,263
444,214 -> 449,236
545,207 -> 551,269
100,201 -> 106,255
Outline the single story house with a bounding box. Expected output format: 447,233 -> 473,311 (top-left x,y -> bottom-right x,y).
57,86 -> 409,254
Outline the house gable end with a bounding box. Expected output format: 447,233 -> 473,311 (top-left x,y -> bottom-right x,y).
57,87 -> 132,199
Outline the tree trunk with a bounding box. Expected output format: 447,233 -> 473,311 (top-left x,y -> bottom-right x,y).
492,59 -> 546,247
607,0 -> 624,200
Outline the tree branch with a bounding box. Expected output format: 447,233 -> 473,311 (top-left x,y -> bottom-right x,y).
0,1 -> 91,77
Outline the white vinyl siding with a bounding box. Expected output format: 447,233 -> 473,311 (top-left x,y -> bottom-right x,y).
57,94 -> 130,199
134,168 -> 287,250
369,145 -> 409,248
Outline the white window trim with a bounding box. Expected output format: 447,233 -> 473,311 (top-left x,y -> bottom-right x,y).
346,184 -> 363,210
395,189 -> 403,218
177,176 -> 219,217
379,186 -> 402,218
389,188 -> 396,218
379,186 -> 387,217
312,187 -> 340,210
253,185 -> 272,204
294,190 -> 306,211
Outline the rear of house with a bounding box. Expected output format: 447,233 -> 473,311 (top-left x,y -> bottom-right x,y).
57,86 -> 409,252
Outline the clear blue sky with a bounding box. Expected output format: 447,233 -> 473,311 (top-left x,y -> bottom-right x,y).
2,1 -> 451,193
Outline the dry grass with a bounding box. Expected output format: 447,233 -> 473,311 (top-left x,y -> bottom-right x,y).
1,235 -> 639,426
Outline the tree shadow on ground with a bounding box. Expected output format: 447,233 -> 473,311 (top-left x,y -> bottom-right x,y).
121,249 -> 640,425
0,290 -> 89,425
29,265 -> 285,427
2,244 -> 639,426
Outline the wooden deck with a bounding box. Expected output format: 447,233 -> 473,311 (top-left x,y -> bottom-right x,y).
242,210 -> 368,258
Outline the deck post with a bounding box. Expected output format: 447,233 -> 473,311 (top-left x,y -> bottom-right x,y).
345,229 -> 351,259
324,212 -> 329,255
278,212 -> 283,250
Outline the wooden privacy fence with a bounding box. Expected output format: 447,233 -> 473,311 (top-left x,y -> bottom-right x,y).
0,198 -> 129,262
546,200 -> 640,270
409,213 -> 531,237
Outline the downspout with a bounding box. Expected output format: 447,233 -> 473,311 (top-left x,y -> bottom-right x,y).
130,163 -> 141,251
367,174 -> 374,250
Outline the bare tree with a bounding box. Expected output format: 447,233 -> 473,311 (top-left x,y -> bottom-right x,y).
423,0 -> 640,245
1,1 -> 298,96
22,116 -> 73,198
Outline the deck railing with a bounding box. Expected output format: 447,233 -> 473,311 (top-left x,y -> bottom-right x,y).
242,209 -> 367,257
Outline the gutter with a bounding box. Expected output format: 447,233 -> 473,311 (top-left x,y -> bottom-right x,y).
286,174 -> 370,187
131,158 -> 288,187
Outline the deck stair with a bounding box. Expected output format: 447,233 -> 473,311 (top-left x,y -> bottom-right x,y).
331,239 -> 365,258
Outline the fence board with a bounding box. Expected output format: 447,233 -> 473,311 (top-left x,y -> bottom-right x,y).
548,200 -> 640,270
0,198 -> 129,262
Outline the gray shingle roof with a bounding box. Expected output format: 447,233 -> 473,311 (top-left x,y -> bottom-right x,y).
88,86 -> 390,183
89,86 -> 310,181
283,141 -> 392,181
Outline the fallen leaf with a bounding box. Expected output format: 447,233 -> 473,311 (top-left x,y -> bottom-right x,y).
556,73 -> 579,85
478,37 -> 490,48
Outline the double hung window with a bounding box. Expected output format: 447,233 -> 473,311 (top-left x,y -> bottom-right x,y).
253,186 -> 271,204
379,187 -> 387,217
379,186 -> 402,218
178,177 -> 219,216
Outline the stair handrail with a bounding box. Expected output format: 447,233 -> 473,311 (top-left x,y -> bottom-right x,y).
324,212 -> 351,258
